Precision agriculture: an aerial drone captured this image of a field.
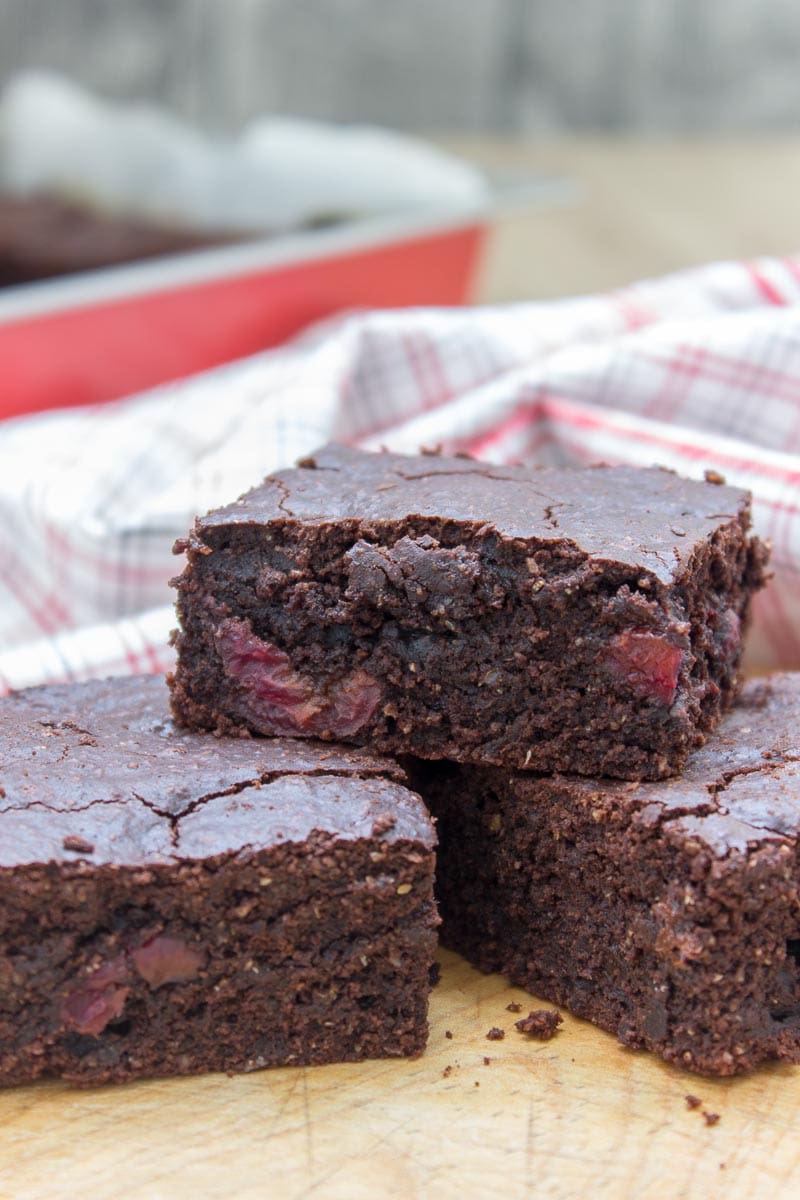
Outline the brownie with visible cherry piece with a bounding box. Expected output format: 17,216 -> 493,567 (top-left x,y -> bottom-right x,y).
413,674 -> 800,1076
0,675 -> 437,1086
170,444 -> 767,781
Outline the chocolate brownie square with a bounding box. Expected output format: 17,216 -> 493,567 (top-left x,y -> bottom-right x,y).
414,674 -> 800,1076
0,676 -> 437,1086
170,444 -> 767,780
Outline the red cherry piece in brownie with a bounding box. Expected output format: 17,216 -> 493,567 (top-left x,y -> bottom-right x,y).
215,617 -> 381,737
605,630 -> 684,705
131,936 -> 205,989
62,980 -> 130,1036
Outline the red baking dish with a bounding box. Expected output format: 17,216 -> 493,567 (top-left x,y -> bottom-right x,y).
0,205 -> 491,421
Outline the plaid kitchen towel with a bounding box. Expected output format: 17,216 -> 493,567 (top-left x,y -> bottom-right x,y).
1,253 -> 799,694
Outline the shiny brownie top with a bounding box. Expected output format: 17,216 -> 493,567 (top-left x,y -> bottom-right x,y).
194,444 -> 753,585
0,675 -> 433,868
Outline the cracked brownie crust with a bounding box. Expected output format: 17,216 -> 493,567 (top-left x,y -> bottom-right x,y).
170,444 -> 767,780
414,674 -> 800,1076
0,675 -> 438,1086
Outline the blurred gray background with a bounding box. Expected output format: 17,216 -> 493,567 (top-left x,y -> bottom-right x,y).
1,0 -> 800,133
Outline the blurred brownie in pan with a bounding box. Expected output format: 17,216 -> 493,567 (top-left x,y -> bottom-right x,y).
0,193 -> 227,286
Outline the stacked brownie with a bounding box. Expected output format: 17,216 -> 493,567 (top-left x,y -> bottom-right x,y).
170,444 -> 765,780
167,443 -> 800,1078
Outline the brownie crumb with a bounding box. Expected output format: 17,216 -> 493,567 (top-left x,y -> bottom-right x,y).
515,1010 -> 563,1040
483,1056 -> 491,1066
506,1002 -> 522,1013
486,1027 -> 505,1041
371,813 -> 396,836
685,1095 -> 703,1110
704,469 -> 726,485
445,1030 -> 453,1040
704,1112 -> 721,1127
428,961 -> 442,987
61,835 -> 95,854
442,1065 -> 453,1078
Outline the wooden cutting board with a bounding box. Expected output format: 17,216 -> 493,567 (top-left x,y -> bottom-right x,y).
2,947 -> 799,1200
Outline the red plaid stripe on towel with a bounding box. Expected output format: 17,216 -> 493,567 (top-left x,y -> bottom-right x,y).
2,254 -> 799,693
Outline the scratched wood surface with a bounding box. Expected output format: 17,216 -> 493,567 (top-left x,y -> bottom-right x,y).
2,948 -> 800,1200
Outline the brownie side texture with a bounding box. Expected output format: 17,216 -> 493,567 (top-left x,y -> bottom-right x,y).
0,676 -> 437,1086
169,444 -> 767,781
413,674 -> 800,1076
